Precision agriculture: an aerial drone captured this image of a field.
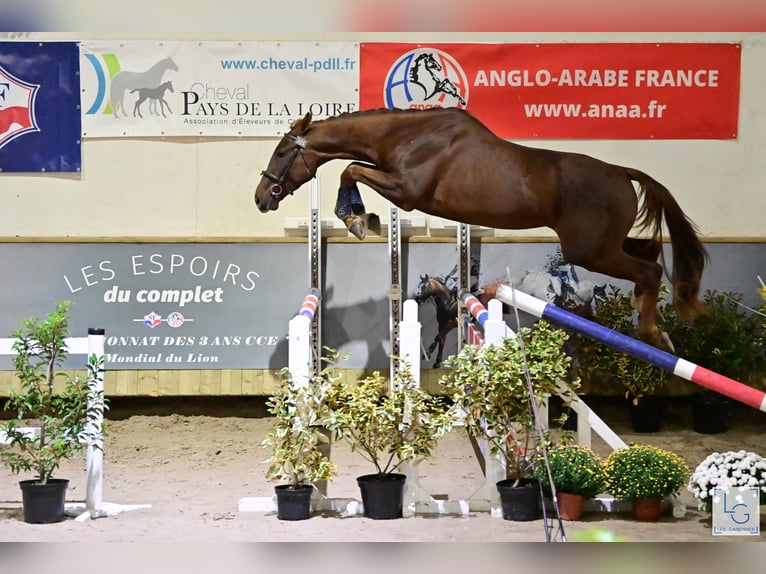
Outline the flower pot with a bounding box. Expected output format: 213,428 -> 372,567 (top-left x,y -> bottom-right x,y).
629,397 -> 664,433
19,478 -> 69,524
496,478 -> 540,521
274,484 -> 313,521
632,497 -> 663,522
555,491 -> 585,521
691,392 -> 732,434
357,473 -> 406,520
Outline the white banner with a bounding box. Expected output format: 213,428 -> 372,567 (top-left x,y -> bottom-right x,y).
80,40 -> 360,137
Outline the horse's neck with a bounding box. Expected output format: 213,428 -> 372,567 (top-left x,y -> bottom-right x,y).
145,61 -> 169,82
310,116 -> 399,164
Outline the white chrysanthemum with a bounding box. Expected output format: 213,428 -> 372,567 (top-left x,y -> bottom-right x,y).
688,450 -> 766,506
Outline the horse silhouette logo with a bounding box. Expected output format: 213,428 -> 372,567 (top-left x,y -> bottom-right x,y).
0,65 -> 40,150
131,81 -> 174,118
384,48 -> 469,110
82,54 -> 178,119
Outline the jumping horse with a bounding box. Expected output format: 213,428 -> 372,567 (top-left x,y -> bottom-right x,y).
254,108 -> 708,348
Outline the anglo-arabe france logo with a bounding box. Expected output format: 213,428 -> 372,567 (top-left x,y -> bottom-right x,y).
383,48 -> 469,110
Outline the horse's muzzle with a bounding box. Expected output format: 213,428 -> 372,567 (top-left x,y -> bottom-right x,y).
254,187 -> 277,212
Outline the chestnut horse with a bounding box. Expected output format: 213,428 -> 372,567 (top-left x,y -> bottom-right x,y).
254,108 -> 708,348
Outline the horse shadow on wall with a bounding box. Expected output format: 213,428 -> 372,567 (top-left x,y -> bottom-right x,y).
267,285 -> 392,372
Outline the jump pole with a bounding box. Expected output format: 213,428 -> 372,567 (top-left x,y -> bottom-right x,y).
495,284 -> 766,413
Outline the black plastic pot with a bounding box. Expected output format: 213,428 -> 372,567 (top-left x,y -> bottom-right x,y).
629,397 -> 665,433
19,478 -> 69,524
691,392 -> 733,434
357,473 -> 406,519
496,478 -> 541,521
274,484 -> 313,520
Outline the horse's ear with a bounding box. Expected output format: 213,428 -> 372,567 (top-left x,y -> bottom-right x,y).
290,112 -> 313,133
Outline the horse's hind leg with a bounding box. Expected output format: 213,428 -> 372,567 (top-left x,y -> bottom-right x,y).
563,243 -> 665,349
622,238 -> 662,312
622,238 -> 676,350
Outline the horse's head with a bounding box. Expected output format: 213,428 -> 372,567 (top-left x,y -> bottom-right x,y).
414,274 -> 435,305
413,275 -> 431,305
254,112 -> 316,213
163,57 -> 179,73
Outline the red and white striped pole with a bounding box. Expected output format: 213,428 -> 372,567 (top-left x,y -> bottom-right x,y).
495,284 -> 766,412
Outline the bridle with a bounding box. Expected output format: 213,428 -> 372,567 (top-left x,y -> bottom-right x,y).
260,133 -> 311,201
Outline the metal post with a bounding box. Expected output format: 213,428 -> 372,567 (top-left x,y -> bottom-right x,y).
388,204 -> 402,390
457,222 -> 471,352
309,179 -> 322,378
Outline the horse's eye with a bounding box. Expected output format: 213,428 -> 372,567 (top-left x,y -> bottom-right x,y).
275,151 -> 285,159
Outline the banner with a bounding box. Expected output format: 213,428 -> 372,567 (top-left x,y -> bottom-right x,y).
81,40 -> 359,137
360,43 -> 741,140
0,42 -> 81,172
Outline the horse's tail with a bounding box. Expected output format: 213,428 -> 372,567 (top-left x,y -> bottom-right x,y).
625,167 -> 708,320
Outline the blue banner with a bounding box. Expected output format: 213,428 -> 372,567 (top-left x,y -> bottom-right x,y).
0,41 -> 81,172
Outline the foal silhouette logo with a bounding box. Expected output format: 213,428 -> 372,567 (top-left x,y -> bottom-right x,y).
383,48 -> 469,110
0,65 -> 39,150
83,53 -> 179,119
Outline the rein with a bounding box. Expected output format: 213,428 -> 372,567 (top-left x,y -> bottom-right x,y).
260,134 -> 311,200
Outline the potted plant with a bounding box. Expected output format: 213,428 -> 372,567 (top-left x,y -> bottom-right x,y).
0,301 -> 106,524
440,320 -> 579,521
687,450 -> 766,513
671,290 -> 764,433
261,354 -> 340,521
326,362 -> 452,519
585,285 -> 669,431
534,443 -> 606,520
603,444 -> 689,521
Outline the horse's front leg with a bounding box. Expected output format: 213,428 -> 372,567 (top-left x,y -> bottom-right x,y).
336,163 -> 404,240
334,182 -> 380,240
433,337 -> 445,368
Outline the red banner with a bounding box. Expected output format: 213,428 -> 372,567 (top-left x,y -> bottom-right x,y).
359,43 -> 741,140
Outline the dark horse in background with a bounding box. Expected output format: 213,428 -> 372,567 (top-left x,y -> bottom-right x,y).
254,108 -> 708,348
414,274 -> 460,368
415,274 -> 504,367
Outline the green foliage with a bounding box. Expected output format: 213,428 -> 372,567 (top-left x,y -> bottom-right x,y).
440,320 -> 578,480
0,301 -> 107,484
535,444 -> 606,499
261,350 -> 341,488
603,444 -> 689,501
586,286 -> 669,404
671,290 -> 764,384
326,361 -> 452,476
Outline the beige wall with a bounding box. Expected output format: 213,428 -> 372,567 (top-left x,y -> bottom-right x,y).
1,32 -> 764,241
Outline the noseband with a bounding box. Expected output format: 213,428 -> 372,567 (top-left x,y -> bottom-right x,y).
260,134 -> 310,201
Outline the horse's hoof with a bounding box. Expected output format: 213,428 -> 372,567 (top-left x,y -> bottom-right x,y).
364,213 -> 381,235
349,219 -> 366,240
659,331 -> 676,353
